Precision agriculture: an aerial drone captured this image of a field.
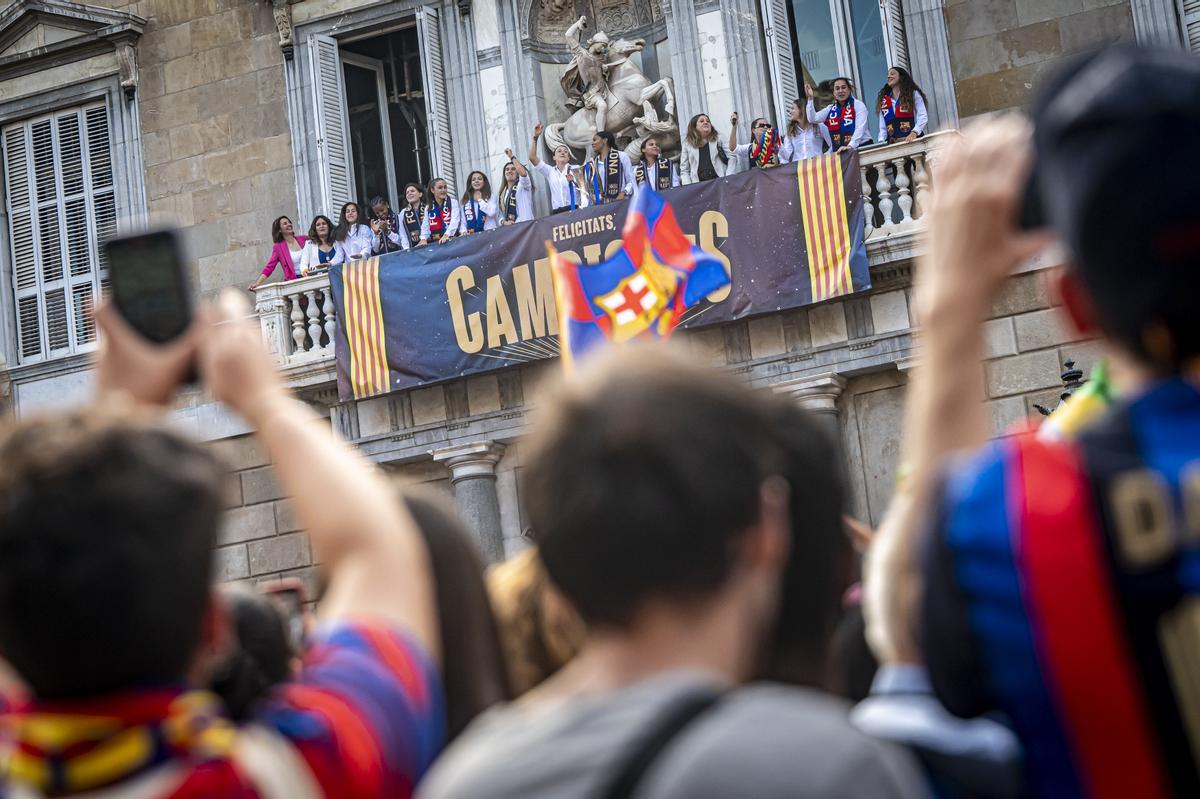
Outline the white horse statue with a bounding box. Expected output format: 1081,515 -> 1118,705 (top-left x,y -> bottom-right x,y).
544,37 -> 678,161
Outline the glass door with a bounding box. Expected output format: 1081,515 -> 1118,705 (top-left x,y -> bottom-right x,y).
341,53 -> 399,208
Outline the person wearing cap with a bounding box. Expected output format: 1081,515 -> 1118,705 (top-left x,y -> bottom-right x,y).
864,46 -> 1200,799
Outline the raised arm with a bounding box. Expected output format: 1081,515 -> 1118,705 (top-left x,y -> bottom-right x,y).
728,112 -> 739,151
804,84 -> 825,125
863,120 -> 1051,664
565,15 -> 586,49
198,291 -> 439,656
529,122 -> 544,166
506,147 -> 530,177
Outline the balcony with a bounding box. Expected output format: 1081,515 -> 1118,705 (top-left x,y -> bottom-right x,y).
255,132 -> 947,388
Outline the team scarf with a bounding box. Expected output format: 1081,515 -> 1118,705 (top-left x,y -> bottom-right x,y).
462,197 -> 487,233
426,200 -> 452,241
1,689 -> 239,796
501,182 -> 520,222
635,157 -> 674,190
880,93 -> 916,143
401,205 -> 423,243
748,127 -> 781,168
825,99 -> 858,149
585,149 -> 622,204
375,209 -> 401,253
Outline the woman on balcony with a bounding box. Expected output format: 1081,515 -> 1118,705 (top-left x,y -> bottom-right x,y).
779,98 -> 828,163
420,178 -> 462,246
806,79 -> 872,153
875,67 -> 928,145
729,113 -> 782,169
631,136 -> 680,200
680,113 -> 731,184
497,149 -> 534,225
248,215 -> 306,291
299,215 -> 344,276
397,183 -> 427,250
460,171 -> 498,235
332,202 -> 373,261
529,122 -> 584,215
582,130 -> 634,205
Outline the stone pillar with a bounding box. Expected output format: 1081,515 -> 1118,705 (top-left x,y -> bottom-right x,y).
774,373 -> 847,446
903,0 -> 959,130
1130,0 -> 1184,48
433,441 -> 507,564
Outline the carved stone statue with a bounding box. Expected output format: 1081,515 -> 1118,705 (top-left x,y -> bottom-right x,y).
544,18 -> 678,162
270,0 -> 294,57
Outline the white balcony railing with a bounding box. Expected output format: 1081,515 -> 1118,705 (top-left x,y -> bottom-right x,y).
858,130 -> 950,240
254,271 -> 337,365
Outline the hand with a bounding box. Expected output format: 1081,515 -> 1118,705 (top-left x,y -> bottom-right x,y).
370,219 -> 381,234
905,132 -> 918,143
505,147 -> 514,159
439,235 -> 453,244
247,281 -> 258,292
417,239 -> 428,247
804,82 -> 814,99
501,219 -> 513,226
836,146 -> 849,154
196,290 -> 287,423
577,14 -> 587,26
533,121 -> 543,138
918,117 -> 1052,319
730,112 -> 739,127
93,301 -> 200,407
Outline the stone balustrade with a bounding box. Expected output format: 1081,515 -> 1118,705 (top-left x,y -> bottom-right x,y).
858,131 -> 950,241
253,271 -> 337,364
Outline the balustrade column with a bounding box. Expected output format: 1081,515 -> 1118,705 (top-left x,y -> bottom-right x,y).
433,441 -> 507,564
321,290 -> 337,350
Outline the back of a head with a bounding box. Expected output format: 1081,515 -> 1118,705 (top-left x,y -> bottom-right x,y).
1033,46 -> 1200,369
403,491 -> 513,740
523,345 -> 783,628
0,405 -> 224,698
757,403 -> 852,688
210,588 -> 294,721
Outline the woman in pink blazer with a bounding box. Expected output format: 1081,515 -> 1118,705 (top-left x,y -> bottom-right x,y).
249,216 -> 307,291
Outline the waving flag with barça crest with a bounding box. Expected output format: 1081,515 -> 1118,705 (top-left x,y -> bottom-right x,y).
547,186 -> 731,370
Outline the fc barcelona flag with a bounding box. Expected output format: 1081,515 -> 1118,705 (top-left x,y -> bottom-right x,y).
795,152 -> 869,303
548,186 -> 731,370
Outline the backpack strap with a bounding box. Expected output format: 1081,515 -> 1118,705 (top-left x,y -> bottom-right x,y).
596,688 -> 723,799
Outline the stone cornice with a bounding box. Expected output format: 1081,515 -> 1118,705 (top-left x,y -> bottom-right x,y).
0,0 -> 145,85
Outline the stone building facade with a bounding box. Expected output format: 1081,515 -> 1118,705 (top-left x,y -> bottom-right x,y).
0,0 -> 1194,591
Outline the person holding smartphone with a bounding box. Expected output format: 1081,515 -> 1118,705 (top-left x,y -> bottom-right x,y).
729,112 -> 782,169
369,195 -> 403,255
249,215 -> 306,291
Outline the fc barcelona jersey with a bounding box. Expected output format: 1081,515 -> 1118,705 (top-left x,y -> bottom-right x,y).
923,378 -> 1200,798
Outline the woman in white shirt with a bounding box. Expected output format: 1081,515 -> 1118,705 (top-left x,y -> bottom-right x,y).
529,121 -> 584,215
806,79 -> 872,152
875,66 -> 929,145
779,98 -> 828,163
332,202 -> 373,261
419,178 -> 462,245
679,113 -> 731,184
497,149 -> 535,224
631,136 -> 680,200
581,130 -> 635,205
728,113 -> 781,169
396,183 -> 426,250
299,214 -> 345,275
460,171 -> 498,235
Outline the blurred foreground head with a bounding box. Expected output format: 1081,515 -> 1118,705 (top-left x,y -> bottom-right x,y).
523,345 -> 787,637
1032,46 -> 1200,371
0,404 -> 224,698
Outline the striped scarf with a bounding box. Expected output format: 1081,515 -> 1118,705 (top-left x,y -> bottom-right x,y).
749,127 -> 781,168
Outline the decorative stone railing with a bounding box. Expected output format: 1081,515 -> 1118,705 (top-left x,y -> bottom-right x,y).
254,271 -> 337,364
858,131 -> 950,241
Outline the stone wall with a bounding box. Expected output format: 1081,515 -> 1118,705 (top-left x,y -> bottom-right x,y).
97,0 -> 294,301
945,0 -> 1136,119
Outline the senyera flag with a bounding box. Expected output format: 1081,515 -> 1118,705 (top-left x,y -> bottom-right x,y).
548,186 -> 731,371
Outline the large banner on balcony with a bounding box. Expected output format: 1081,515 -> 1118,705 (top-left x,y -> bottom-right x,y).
329,151 -> 869,401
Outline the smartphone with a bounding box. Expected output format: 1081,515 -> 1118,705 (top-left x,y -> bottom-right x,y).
104,229 -> 192,343
261,578 -> 308,652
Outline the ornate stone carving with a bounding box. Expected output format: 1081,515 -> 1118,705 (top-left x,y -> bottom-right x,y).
269,0 -> 294,60
117,43 -> 137,100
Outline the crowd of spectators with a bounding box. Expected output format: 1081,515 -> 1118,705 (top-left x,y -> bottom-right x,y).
0,46 -> 1196,799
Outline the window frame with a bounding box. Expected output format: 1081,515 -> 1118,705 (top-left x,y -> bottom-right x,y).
0,75 -> 144,378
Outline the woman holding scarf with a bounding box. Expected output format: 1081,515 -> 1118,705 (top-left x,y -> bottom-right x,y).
581,130 -> 634,205
497,148 -> 534,224
396,183 -> 427,250
460,171 -> 498,235
728,113 -> 782,169
419,177 -> 462,246
631,136 -> 680,200
875,67 -> 928,145
806,79 -> 871,153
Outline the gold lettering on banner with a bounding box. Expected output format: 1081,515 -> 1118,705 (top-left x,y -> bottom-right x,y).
1158,597 -> 1200,770
698,210 -> 732,303
551,214 -> 617,244
447,264 -> 484,354
514,261 -> 560,339
1111,468 -> 1175,568
485,274 -> 519,348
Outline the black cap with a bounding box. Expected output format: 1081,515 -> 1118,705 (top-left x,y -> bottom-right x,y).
1031,46 -> 1200,363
